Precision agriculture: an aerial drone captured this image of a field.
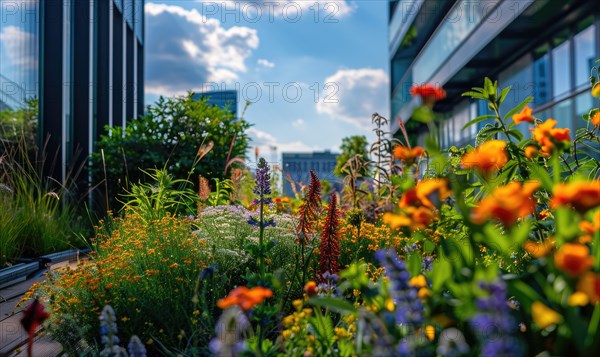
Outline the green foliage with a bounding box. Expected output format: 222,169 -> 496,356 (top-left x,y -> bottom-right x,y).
0,98 -> 38,148
91,93 -> 251,210
121,168 -> 198,222
206,178 -> 234,207
334,135 -> 370,177
0,128 -> 87,266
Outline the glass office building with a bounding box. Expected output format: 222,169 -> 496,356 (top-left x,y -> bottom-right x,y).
389,0 -> 600,150
192,90 -> 238,118
0,0 -> 144,183
282,151 -> 341,197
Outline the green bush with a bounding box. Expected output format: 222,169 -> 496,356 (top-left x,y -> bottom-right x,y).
91,93 -> 251,211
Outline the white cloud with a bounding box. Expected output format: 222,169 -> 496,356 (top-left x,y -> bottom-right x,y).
257,58 -> 275,68
248,127 -> 316,158
145,3 -> 259,97
0,26 -> 37,68
291,118 -> 304,128
316,68 -> 389,129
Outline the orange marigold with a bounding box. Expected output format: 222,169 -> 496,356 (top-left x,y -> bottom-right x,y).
400,179 -> 451,209
512,105 -> 534,124
551,181 -> 600,213
461,140 -> 508,175
579,211 -> 600,234
217,286 -> 273,311
471,180 -> 540,227
523,238 -> 555,258
524,145 -> 538,159
410,84 -> 446,100
394,145 -> 425,163
554,243 -> 594,277
531,118 -> 571,155
577,272 -> 600,304
591,112 -> 600,127
304,281 -> 318,297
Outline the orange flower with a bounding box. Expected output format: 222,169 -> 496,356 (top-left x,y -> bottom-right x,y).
523,238 -> 555,258
304,281 -> 318,297
471,180 -> 540,227
410,84 -> 446,101
551,181 -> 600,213
580,211 -> 600,234
532,118 -> 571,155
554,243 -> 593,277
461,140 -> 508,175
591,112 -> 600,127
394,145 -> 425,163
383,206 -> 434,231
512,105 -> 534,124
524,145 -> 538,159
577,272 -> 600,304
217,286 -> 273,311
400,179 -> 451,209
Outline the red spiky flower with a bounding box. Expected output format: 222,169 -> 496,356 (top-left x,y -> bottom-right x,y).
318,194 -> 341,280
297,170 -> 322,244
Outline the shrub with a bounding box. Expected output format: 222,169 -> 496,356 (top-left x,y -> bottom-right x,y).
91,93 -> 251,211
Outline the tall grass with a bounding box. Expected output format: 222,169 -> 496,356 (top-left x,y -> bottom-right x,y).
0,129 -> 88,266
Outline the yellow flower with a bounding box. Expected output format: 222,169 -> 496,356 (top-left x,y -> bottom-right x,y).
282,330 -> 292,340
592,82 -> 600,97
409,274 -> 427,288
424,325 -> 435,342
531,301 -> 561,329
568,291 -> 589,306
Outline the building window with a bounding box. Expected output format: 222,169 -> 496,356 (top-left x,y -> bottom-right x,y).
574,19 -> 596,88
533,44 -> 550,105
552,30 -> 572,99
552,99 -> 573,133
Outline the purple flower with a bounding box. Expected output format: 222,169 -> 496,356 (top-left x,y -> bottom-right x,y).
375,249 -> 424,327
127,335 -> 147,357
469,279 -> 524,357
253,158 -> 271,199
422,256 -> 434,271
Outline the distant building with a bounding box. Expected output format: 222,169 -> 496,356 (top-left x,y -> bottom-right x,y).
192,90 -> 238,117
389,0 -> 600,149
282,150 -> 341,197
0,0 -> 145,183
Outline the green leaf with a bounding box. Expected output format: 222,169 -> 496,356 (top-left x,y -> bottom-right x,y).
507,129 -> 524,141
462,114 -> 497,131
407,253 -> 423,277
503,96 -> 533,121
510,221 -> 532,247
461,91 -> 487,100
498,86 -> 512,105
411,106 -> 434,123
308,297 -> 357,314
431,258 -> 452,292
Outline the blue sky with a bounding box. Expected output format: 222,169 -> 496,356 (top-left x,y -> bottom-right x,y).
145,1 -> 390,160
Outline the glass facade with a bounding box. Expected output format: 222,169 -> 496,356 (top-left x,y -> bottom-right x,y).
0,0 -> 144,189
0,0 -> 39,110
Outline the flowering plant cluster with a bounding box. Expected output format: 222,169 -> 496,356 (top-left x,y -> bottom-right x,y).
20,61 -> 600,357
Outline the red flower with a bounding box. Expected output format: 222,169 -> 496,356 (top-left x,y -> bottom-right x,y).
318,194 -> 341,279
410,84 -> 446,101
21,299 -> 50,357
